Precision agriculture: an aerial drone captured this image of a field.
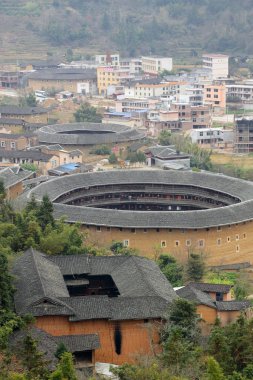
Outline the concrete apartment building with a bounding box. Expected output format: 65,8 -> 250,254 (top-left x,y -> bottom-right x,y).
234,117 -> 253,153
204,84 -> 226,114
97,66 -> 132,95
142,56 -> 173,75
171,103 -> 211,130
190,128 -> 233,147
115,98 -> 160,113
119,58 -> 142,74
226,81 -> 253,103
202,54 -> 229,79
95,53 -> 120,67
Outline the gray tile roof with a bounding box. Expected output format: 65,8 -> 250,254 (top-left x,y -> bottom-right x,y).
146,145 -> 190,159
0,149 -> 53,161
13,248 -> 70,315
0,117 -> 25,125
209,262 -> 251,271
28,68 -> 96,81
176,285 -> 216,308
37,122 -> 146,145
54,334 -> 100,352
13,249 -> 177,321
10,327 -> 100,366
0,167 -> 33,188
189,282 -> 232,294
27,170 -> 253,229
0,105 -> 48,115
216,301 -> 251,311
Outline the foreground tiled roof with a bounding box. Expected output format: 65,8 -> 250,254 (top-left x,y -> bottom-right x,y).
216,301 -> 251,311
13,249 -> 177,321
10,326 -> 100,367
27,170 -> 253,229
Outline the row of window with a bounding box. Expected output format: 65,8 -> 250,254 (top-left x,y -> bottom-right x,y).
123,239 -> 241,252
93,226 -> 247,234
1,141 -> 16,148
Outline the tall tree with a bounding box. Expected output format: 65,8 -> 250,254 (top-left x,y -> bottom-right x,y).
74,103 -> 102,123
0,253 -> 14,311
36,195 -> 54,231
186,253 -> 205,282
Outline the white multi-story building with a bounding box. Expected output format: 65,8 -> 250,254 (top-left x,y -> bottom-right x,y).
226,81 -> 253,102
190,127 -> 233,146
119,58 -> 142,74
141,56 -> 173,75
202,54 -> 229,79
95,54 -> 120,67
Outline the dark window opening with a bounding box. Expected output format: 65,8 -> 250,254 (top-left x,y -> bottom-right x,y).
73,350 -> 92,365
65,274 -> 120,297
114,325 -> 122,355
216,292 -> 224,301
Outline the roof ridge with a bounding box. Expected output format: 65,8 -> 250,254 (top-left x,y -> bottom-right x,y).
29,248 -> 48,298
130,256 -> 155,295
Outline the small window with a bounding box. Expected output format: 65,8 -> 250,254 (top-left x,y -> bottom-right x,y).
143,228 -> 147,233
0,141 -> 5,147
243,233 -> 246,239
236,245 -> 240,252
235,234 -> 239,241
107,227 -> 111,231
123,239 -> 129,247
11,142 -> 16,149
227,236 -> 231,242
156,228 -> 160,233
119,227 -> 123,232
186,239 -> 191,247
161,241 -> 167,248
217,226 -> 222,231
131,228 -> 136,234
217,238 -> 221,245
96,226 -> 101,232
198,239 -> 205,248
175,240 -> 180,247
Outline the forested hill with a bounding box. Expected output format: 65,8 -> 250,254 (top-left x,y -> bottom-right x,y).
0,0 -> 253,61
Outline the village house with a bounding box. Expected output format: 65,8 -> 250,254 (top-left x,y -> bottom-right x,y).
144,145 -> 191,170
203,84 -> 226,114
0,149 -> 59,175
202,54 -> 229,79
27,68 -> 97,95
97,66 -> 133,95
0,132 -> 37,151
13,248 -> 177,366
0,105 -> 49,124
141,56 -> 173,75
176,283 -> 251,334
31,144 -> 83,166
0,166 -> 33,199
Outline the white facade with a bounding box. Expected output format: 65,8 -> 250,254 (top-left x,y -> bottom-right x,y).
141,56 -> 173,75
95,54 -> 120,67
226,82 -> 253,102
190,128 -> 233,145
202,54 -> 229,79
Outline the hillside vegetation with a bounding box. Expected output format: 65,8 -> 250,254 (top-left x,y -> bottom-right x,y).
0,0 -> 253,61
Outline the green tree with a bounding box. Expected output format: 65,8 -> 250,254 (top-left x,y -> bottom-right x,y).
19,93 -> 37,107
158,254 -> 184,287
186,253 -> 205,282
0,253 -> 14,311
19,335 -> 50,380
74,103 -> 102,123
55,342 -> 68,360
108,153 -> 118,164
50,352 -> 77,380
206,356 -> 226,380
36,195 -> 54,231
158,130 -> 172,146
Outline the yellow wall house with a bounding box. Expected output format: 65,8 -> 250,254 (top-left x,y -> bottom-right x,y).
27,68 -> 97,95
0,105 -> 49,124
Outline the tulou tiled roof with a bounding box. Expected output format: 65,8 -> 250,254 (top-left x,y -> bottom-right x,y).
27,170 -> 253,229
0,105 -> 48,115
13,249 -> 177,321
37,122 -> 146,145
